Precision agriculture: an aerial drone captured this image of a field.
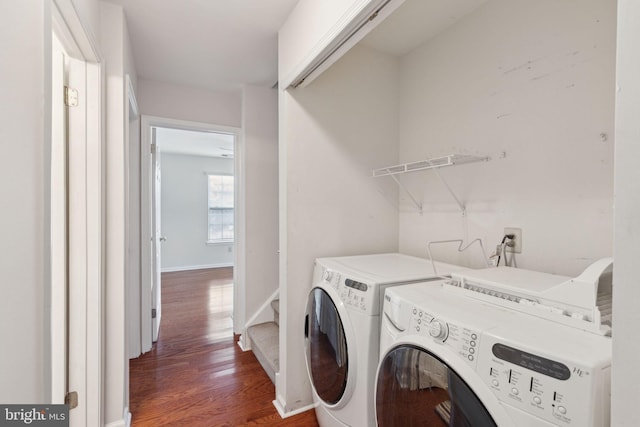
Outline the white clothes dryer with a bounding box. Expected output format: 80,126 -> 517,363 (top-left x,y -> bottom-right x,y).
304,253 -> 467,427
376,281 -> 612,427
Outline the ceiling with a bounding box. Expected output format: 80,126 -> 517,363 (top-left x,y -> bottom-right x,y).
106,0 -> 489,94
361,0 -> 488,56
108,0 -> 488,157
104,0 -> 299,93
155,127 -> 234,159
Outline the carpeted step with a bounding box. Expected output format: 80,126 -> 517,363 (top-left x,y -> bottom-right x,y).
247,321 -> 279,384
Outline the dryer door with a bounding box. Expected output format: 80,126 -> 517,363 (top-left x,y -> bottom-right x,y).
304,287 -> 349,405
376,345 -> 497,427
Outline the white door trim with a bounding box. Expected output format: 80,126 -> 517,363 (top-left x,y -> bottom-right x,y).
51,1 -> 103,426
139,115 -> 243,352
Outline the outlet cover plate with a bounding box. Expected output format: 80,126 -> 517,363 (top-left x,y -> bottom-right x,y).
504,227 -> 522,253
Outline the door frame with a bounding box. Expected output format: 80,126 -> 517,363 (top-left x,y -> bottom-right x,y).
139,115 -> 244,352
50,0 -> 103,425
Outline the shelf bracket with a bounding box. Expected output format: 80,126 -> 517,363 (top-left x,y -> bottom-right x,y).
390,174 -> 423,215
431,167 -> 466,216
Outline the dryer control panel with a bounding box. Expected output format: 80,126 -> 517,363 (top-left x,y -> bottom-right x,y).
320,267 -> 374,314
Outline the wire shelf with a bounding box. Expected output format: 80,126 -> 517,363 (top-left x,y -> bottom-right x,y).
372,154 -> 488,177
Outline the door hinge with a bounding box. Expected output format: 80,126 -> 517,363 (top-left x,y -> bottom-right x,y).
64,86 -> 78,107
65,391 -> 78,409
150,142 -> 157,154
152,308 -> 157,319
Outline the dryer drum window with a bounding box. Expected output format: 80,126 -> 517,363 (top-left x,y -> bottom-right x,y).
305,288 -> 349,405
376,345 -> 496,427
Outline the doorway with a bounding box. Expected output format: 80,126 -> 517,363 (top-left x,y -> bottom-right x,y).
137,116 -> 242,355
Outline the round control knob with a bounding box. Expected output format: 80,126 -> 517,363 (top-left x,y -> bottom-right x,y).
429,319 -> 449,341
323,270 -> 333,282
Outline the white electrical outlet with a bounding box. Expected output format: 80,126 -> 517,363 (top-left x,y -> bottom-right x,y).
504,227 -> 522,253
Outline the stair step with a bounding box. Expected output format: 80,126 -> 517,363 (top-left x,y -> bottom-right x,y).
247,321 -> 279,384
271,299 -> 280,326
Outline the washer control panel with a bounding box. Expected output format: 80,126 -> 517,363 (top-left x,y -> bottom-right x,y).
477,335 -> 608,426
407,306 -> 481,369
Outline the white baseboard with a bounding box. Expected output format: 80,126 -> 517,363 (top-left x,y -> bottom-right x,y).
236,334 -> 249,351
161,263 -> 233,273
273,398 -> 315,419
105,407 -> 131,427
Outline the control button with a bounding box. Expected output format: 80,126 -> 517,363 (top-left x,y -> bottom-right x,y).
413,308 -> 417,315
492,379 -> 499,387
416,326 -> 420,332
417,319 -> 421,325
471,333 -> 477,340
558,406 -> 567,415
469,347 -> 475,354
419,311 -> 423,317
323,270 -> 333,282
470,341 -> 476,347
533,396 -> 542,405
468,355 -> 474,361
511,388 -> 519,396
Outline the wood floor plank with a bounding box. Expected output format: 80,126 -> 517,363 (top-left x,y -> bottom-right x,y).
129,267 -> 318,426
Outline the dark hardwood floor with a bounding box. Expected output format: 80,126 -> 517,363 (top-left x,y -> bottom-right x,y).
129,267 -> 319,426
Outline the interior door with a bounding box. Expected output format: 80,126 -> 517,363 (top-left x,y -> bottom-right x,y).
151,127 -> 162,341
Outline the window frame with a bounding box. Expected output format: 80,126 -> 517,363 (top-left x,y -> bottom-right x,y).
207,173 -> 235,244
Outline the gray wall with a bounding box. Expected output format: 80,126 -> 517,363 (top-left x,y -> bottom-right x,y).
160,153 -> 234,270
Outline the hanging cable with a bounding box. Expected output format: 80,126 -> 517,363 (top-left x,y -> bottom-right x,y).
494,233 -> 515,267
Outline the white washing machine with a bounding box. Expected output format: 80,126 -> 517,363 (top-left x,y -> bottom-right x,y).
376,260 -> 613,427
304,253 -> 467,427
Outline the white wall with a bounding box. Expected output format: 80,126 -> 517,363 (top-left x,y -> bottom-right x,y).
241,85 -> 279,332
277,45 -> 400,412
160,153 -> 234,271
612,0 -> 640,425
396,0 -> 616,276
137,78 -> 241,127
0,0 -> 49,404
71,0 -> 101,47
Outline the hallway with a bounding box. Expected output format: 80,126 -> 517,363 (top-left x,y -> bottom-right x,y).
129,268 -> 318,426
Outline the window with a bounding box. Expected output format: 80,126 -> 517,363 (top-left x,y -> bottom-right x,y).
207,174 -> 234,242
